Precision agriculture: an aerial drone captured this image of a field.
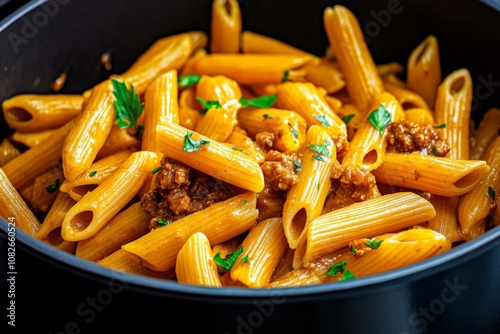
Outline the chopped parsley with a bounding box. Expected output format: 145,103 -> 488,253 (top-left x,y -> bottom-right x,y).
364,238 -> 383,249
312,154 -> 324,161
327,260 -> 347,277
89,171 -> 97,177
293,161 -> 302,172
151,166 -> 163,174
368,104 -> 392,134
291,128 -> 299,139
45,178 -> 61,194
240,94 -> 278,108
182,130 -> 210,152
433,123 -> 446,129
214,245 -> 244,274
313,114 -> 330,127
308,141 -> 331,160
350,245 -> 357,256
157,219 -> 171,227
488,186 -> 496,200
242,254 -> 249,262
263,113 -> 274,119
342,114 -> 355,125
178,74 -> 201,88
111,79 -> 145,131
338,270 -> 356,281
242,199 -> 248,204
232,147 -> 243,152
431,148 -> 437,155
282,70 -> 290,82
196,97 -> 222,115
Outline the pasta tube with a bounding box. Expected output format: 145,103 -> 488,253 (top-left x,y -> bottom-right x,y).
156,120 -> 265,192
0,138 -> 20,166
294,192 -> 436,268
176,232 -> 222,287
61,151 -> 161,241
323,5 -> 384,114
407,35 -> 441,110
2,94 -> 83,132
122,192 -> 258,272
230,217 -> 288,288
372,152 -> 488,197
36,190 -> 75,240
470,108 -> 500,160
282,125 -> 337,249
12,127 -> 58,148
0,168 -> 41,237
210,0 -> 241,53
304,58 -> 345,94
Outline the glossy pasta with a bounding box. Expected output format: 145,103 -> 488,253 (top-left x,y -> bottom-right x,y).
0,1 -> 498,290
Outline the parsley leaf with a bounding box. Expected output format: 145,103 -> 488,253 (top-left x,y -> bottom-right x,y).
240,94 -> 278,108
350,245 -> 357,256
89,171 -> 97,177
178,74 -> 201,88
338,270 -> 356,281
293,161 -> 302,172
308,141 -> 331,158
46,178 -> 61,194
342,114 -> 355,125
214,246 -> 244,274
488,186 -> 496,200
368,104 -> 392,134
182,130 -> 210,152
327,260 -> 347,277
242,254 -> 249,262
196,97 -> 222,115
151,166 -> 163,174
364,238 -> 383,249
263,113 -> 274,119
434,123 -> 446,129
111,79 -> 145,130
282,70 -> 290,82
313,114 -> 330,127
157,219 -> 171,227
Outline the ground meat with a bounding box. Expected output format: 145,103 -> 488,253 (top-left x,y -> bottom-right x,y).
141,157 -> 240,230
322,165 -> 380,213
255,131 -> 275,151
385,120 -> 450,156
260,150 -> 300,191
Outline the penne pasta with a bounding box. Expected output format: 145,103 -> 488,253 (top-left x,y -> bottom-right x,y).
61,151 -> 161,241
95,123 -> 141,161
1,94 -> 83,132
210,0 -> 241,53
384,80 -> 430,111
230,217 -> 288,288
12,127 -> 58,148
0,138 -> 20,166
178,87 -> 203,130
372,152 -> 488,197
36,190 -> 76,240
121,192 -> 258,272
470,108 -> 500,160
304,58 -> 346,94
156,120 -> 265,192
323,5 -> 384,114
176,232 -> 222,287
407,35 -> 441,110
224,126 -> 266,164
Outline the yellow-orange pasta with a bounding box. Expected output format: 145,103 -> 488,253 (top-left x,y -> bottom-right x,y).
61,151 -> 161,241
282,125 -> 337,249
75,202 -> 151,262
305,58 -> 346,94
470,108 -> 500,160
224,126 -> 266,164
294,192 -> 436,268
210,0 -> 241,53
178,87 -> 203,130
176,232 -> 223,287
407,35 -> 441,110
95,123 -> 140,160
0,138 -> 20,166
1,94 -> 83,132
427,196 -> 461,242
156,120 -> 265,192
29,164 -> 63,213
12,127 -> 58,148
0,168 -> 41,237
230,217 -> 288,287
404,107 -> 435,125
384,80 -> 430,111
122,192 -> 258,272
458,137 -> 500,236
372,152 -> 488,197
36,190 -> 76,240
323,5 -> 384,114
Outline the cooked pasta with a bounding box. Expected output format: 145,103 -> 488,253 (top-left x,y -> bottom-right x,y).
0,1 -> 497,290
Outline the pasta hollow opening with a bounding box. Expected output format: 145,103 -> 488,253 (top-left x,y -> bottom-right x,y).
72,184 -> 98,198
454,168 -> 485,189
449,76 -> 465,96
291,208 -> 307,241
414,40 -> 430,65
69,211 -> 94,232
5,107 -> 33,122
402,101 -> 421,110
362,149 -> 378,166
46,227 -> 65,247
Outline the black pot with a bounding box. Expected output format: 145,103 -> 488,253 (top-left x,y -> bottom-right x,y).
1,1 -> 499,333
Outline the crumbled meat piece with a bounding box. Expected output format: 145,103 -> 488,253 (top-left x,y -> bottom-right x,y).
141,157 -> 240,230
323,165 -> 380,213
260,150 -> 300,191
255,131 -> 275,151
385,120 -> 450,156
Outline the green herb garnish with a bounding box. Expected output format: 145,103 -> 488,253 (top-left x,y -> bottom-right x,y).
338,270 -> 356,281
342,114 -> 355,125
313,114 -> 330,128
45,178 -> 61,194
364,238 -> 383,249
327,260 -> 347,277
214,246 -> 244,274
196,97 -> 222,115
89,171 -> 97,177
232,147 -> 243,152
182,130 -> 210,152
111,79 -> 145,131
151,166 -> 163,174
242,255 -> 249,262
157,219 -> 171,227
293,161 -> 302,172
434,123 -> 446,129
350,245 -> 357,256
488,186 -> 496,200
282,70 -> 290,82
240,94 -> 278,108
368,104 -> 392,134
263,113 -> 274,120
178,74 -> 201,88
308,141 -> 331,158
